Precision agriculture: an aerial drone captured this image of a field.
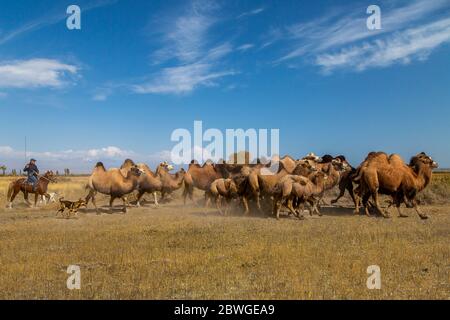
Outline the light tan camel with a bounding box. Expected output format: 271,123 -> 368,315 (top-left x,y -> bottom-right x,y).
209,178 -> 239,215
354,152 -> 438,219
85,162 -> 143,213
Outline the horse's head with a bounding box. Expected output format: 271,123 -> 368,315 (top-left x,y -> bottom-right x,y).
43,171 -> 57,183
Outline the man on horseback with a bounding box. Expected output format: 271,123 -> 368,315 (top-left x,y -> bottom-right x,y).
24,158 -> 39,191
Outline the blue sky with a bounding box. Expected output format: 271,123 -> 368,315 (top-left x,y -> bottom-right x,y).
0,0 -> 449,172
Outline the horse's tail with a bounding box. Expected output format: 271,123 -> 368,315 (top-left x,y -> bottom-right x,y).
6,181 -> 14,202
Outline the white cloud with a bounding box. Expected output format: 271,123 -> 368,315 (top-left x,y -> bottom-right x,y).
237,7 -> 265,19
134,62 -> 236,94
316,17 -> 450,72
0,0 -> 118,46
0,59 -> 78,89
136,1 -> 236,95
0,145 -> 175,172
237,43 -> 254,51
277,0 -> 450,72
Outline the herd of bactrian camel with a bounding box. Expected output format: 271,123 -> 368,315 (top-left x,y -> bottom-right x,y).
77,151 -> 438,220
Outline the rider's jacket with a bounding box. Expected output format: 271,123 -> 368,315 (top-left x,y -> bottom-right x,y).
24,163 -> 39,177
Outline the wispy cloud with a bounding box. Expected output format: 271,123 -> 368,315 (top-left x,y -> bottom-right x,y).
135,1 -> 236,95
316,18 -> 450,72
0,59 -> 78,89
135,42 -> 236,94
277,0 -> 450,72
237,43 -> 254,52
237,7 -> 265,19
0,0 -> 118,46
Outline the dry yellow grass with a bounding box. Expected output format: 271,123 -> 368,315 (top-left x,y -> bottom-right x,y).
0,175 -> 449,299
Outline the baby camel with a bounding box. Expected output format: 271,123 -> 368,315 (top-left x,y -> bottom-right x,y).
209,178 -> 239,215
272,171 -> 328,220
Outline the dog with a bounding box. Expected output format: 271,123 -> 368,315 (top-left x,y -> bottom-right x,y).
57,197 -> 87,218
39,192 -> 59,205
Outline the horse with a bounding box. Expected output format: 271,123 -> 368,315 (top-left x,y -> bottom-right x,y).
6,171 -> 57,208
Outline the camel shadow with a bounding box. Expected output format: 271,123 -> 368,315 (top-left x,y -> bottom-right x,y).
318,206 -> 356,216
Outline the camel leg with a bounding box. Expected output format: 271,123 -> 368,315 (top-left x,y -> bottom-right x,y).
136,190 -> 145,207
92,195 -> 100,214
413,201 -> 428,220
331,185 -> 346,205
396,203 -> 408,218
272,197 -> 279,217
371,189 -> 389,218
121,197 -> 128,213
215,196 -> 223,215
242,196 -> 250,215
361,192 -> 371,216
254,191 -> 262,213
204,191 -> 211,207
295,201 -> 305,217
109,196 -> 116,214
348,184 -> 357,208
153,192 -> 159,207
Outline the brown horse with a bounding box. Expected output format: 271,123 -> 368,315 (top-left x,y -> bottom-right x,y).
6,171 -> 57,208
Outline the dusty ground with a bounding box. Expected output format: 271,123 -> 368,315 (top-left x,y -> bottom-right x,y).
0,175 -> 449,299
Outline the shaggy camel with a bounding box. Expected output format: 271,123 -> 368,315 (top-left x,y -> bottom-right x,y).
330,155 -> 357,206
155,162 -> 186,201
120,159 -> 162,206
354,152 -> 438,219
209,178 -> 239,215
183,161 -> 224,205
272,171 -> 328,219
244,161 -> 291,215
85,162 -> 143,213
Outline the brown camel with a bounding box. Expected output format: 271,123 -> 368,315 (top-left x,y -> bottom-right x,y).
272,171 -> 328,219
120,159 -> 164,206
183,161 -> 224,205
209,178 -> 239,215
155,162 -> 186,201
85,162 -> 143,213
354,152 -> 438,219
330,155 -> 357,206
7,171 -> 57,208
244,161 -> 290,215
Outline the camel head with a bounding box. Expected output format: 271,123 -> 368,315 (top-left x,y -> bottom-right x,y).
297,159 -> 317,172
129,165 -> 144,177
303,152 -> 322,162
410,152 -> 438,170
160,161 -> 174,171
331,158 -> 349,172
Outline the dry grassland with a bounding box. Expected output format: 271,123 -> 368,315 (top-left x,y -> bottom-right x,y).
0,174 -> 449,299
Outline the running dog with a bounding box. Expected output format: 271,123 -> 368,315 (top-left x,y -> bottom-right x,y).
57,197 -> 87,218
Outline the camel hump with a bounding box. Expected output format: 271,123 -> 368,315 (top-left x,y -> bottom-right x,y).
121,159 -> 136,168
388,154 -> 405,167
95,162 -> 106,169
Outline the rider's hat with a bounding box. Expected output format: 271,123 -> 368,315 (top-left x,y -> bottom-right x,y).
30,158 -> 37,162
